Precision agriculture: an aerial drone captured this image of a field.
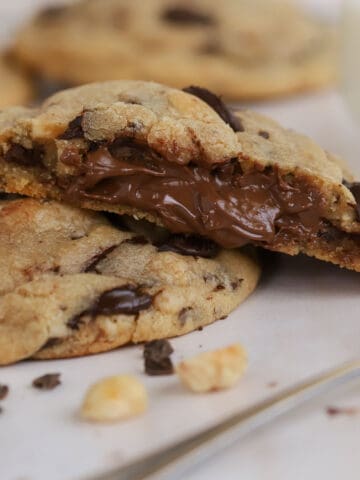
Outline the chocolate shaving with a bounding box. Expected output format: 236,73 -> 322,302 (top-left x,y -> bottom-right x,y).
156,233 -> 219,258
32,373 -> 61,390
183,86 -> 244,132
0,385 -> 9,400
59,115 -> 84,140
143,340 -> 174,376
161,7 -> 215,26
84,245 -> 118,272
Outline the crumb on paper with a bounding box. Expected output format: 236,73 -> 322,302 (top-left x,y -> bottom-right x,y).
267,381 -> 278,388
176,343 -> 247,393
326,406 -> 359,417
81,375 -> 148,422
0,384 -> 9,400
32,373 -> 61,390
143,339 -> 174,376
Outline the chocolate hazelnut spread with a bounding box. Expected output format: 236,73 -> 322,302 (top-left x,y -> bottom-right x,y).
64,139 -> 327,249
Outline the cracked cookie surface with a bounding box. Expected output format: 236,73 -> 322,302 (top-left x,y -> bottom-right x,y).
0,197 -> 260,365
12,0 -> 336,99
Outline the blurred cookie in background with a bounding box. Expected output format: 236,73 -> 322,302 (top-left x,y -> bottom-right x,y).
12,0 -> 337,100
0,54 -> 33,107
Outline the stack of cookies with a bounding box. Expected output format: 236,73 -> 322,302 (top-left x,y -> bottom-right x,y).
0,79 -> 359,366
0,1 -> 352,367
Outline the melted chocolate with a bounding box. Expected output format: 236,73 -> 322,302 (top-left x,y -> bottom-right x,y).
64,142 -> 326,249
183,86 -> 244,132
89,286 -> 152,316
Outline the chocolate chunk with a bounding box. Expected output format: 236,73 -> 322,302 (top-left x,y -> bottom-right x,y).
178,306 -> 193,326
183,86 -> 244,132
84,245 -> 118,272
157,233 -> 219,258
214,284 -> 225,291
231,279 -> 243,290
42,338 -> 62,349
259,130 -> 270,139
59,115 -> 84,140
32,373 -> 61,390
90,286 -> 153,316
143,340 -> 174,376
343,180 -> 360,220
161,6 -> 215,26
4,144 -> 43,167
0,384 -> 9,400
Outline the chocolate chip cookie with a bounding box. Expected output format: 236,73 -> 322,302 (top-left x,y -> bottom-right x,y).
0,197 -> 260,365
0,80 -> 359,271
12,0 -> 336,99
0,54 -> 33,107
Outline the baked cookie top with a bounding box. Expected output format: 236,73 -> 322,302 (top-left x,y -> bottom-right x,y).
12,0 -> 336,99
0,80 -> 359,271
0,54 -> 33,107
0,197 -> 260,365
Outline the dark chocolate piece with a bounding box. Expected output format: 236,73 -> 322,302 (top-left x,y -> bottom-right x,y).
69,286 -> 153,327
4,144 -> 43,167
0,384 -> 9,400
156,234 -> 219,258
91,286 -> 152,315
143,340 -> 174,376
84,245 -> 118,272
161,7 -> 215,26
32,373 -> 61,390
343,180 -> 360,219
258,130 -> 270,139
59,115 -> 84,140
183,86 -> 244,132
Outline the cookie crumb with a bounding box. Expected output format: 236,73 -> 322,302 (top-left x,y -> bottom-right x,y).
0,384 -> 9,400
32,373 -> 61,390
143,339 -> 174,376
81,375 -> 147,422
177,344 -> 247,393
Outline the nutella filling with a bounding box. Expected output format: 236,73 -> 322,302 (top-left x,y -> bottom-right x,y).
63,139 -> 327,249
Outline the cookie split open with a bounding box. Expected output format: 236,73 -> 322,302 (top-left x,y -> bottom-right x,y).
0,81 -> 359,271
